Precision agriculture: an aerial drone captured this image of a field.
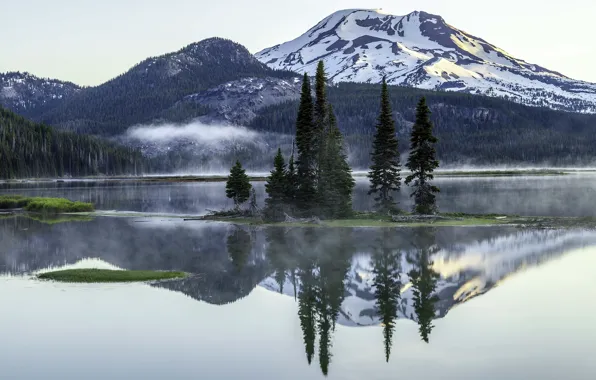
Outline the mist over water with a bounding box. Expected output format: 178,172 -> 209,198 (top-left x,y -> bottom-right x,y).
126,121 -> 259,144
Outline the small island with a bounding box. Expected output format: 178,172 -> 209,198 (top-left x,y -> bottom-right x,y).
0,195 -> 94,213
37,269 -> 187,283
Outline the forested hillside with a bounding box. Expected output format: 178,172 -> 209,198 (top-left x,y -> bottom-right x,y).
34,38 -> 296,135
249,83 -> 596,165
0,107 -> 146,179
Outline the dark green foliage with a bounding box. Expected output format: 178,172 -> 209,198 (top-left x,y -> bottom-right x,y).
0,107 -> 146,179
318,105 -> 355,219
264,148 -> 287,221
295,74 -> 318,214
368,77 -> 401,212
249,82 -> 596,165
37,269 -> 186,283
405,98 -> 440,215
227,228 -> 252,272
371,229 -> 402,362
225,161 -> 252,208
408,229 -> 440,343
285,154 -> 298,212
31,38 -> 297,136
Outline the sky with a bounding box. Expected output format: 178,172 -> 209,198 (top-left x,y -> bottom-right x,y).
1,0 -> 594,86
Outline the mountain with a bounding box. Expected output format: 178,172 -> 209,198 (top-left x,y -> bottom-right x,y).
256,9 -> 596,113
0,72 -> 80,118
0,107 -> 146,179
34,38 -> 297,135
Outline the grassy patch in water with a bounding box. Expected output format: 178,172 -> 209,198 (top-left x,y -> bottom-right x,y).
37,269 -> 187,283
0,195 -> 94,213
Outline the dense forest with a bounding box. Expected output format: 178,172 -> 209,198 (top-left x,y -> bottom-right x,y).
0,107 -> 146,179
250,83 -> 596,165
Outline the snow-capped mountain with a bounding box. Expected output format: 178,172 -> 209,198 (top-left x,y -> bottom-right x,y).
0,72 -> 80,116
256,9 -> 596,113
260,229 -> 596,326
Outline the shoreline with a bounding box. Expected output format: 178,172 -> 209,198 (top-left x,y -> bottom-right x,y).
2,168 -> 595,184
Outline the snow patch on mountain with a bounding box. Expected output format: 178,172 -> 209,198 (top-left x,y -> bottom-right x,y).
256,9 -> 596,113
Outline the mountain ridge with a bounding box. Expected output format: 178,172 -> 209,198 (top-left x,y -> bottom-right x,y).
256,9 -> 596,113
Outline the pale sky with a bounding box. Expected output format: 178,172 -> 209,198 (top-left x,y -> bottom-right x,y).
1,0 -> 594,86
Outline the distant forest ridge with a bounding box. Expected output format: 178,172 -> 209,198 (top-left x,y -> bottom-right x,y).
0,107 -> 146,179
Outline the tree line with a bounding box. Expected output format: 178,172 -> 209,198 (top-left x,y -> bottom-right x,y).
0,107 -> 146,179
226,63 -> 441,217
249,82 -> 596,166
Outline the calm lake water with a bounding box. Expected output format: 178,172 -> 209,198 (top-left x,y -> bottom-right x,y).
1,175 -> 595,379
2,173 -> 596,216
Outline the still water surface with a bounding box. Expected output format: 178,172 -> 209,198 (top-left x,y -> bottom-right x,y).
0,176 -> 595,379
2,173 -> 596,216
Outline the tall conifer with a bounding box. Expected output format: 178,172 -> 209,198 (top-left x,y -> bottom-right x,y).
264,148 -> 287,221
225,160 -> 252,209
295,73 -> 317,214
318,105 -> 354,218
405,97 -> 440,214
368,77 -> 401,213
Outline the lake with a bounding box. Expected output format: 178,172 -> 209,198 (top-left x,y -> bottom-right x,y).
1,175 -> 595,379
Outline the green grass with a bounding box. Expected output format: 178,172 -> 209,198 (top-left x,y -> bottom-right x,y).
0,195 -> 94,213
37,269 -> 187,283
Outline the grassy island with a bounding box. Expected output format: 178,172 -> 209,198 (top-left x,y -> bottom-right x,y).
0,195 -> 94,213
37,269 -> 187,283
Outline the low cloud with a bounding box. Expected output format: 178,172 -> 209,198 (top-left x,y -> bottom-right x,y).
126,121 -> 259,144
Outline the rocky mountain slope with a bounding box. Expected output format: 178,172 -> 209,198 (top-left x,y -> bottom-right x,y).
30,38 -> 296,135
256,9 -> 596,113
0,72 -> 80,117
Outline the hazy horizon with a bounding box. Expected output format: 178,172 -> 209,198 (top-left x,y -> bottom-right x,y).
1,0 -> 594,86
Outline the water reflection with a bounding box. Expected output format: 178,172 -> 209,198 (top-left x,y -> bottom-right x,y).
2,216 -> 596,376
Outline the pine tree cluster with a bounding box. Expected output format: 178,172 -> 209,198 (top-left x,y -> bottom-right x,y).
263,61 -> 354,221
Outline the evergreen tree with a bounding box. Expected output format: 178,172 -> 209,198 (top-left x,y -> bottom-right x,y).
405,97 -> 440,214
294,73 -> 317,214
368,77 -> 401,213
285,153 -> 298,212
264,148 -> 287,221
371,229 -> 402,362
313,61 -> 329,187
225,160 -> 252,209
318,105 -> 354,218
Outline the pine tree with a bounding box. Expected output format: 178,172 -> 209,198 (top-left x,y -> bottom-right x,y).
264,148 -> 287,221
405,97 -> 440,214
226,160 -> 252,209
285,153 -> 298,212
368,77 -> 401,213
318,105 -> 354,218
294,73 -> 317,215
314,61 -> 329,184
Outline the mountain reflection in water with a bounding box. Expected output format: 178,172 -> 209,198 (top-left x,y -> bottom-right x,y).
1,216 -> 595,376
